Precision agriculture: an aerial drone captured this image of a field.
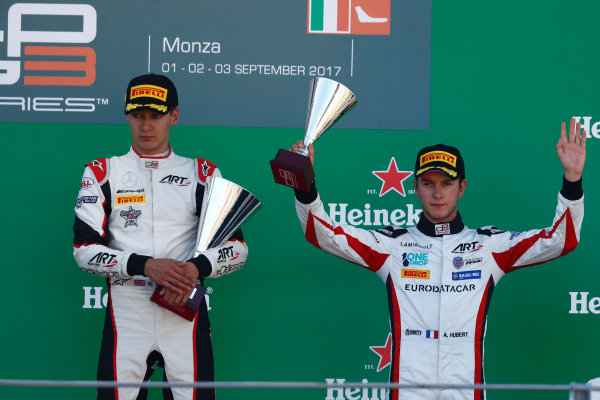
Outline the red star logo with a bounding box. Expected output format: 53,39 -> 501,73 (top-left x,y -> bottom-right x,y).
369,332 -> 392,372
372,158 -> 413,197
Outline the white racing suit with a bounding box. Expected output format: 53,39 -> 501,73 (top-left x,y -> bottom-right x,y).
73,147 -> 248,400
295,179 -> 583,400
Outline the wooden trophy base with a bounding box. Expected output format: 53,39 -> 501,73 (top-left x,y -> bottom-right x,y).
269,149 -> 315,192
150,284 -> 207,321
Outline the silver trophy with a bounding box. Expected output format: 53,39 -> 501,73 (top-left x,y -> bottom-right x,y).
270,77 -> 357,192
151,176 -> 261,321
300,77 -> 357,155
194,176 -> 262,255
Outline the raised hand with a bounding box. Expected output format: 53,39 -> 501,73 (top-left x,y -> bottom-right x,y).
557,118 -> 586,182
290,140 -> 315,166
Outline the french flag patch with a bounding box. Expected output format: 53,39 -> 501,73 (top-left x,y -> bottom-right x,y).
426,330 -> 438,339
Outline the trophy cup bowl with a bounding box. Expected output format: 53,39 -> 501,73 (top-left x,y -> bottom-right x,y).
270,77 -> 357,192
151,176 -> 261,320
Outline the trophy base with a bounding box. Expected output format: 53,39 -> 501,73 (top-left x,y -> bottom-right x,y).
270,149 -> 315,192
150,284 -> 207,322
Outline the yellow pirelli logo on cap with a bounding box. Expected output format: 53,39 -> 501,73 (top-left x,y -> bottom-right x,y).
130,85 -> 168,101
420,151 -> 456,167
116,194 -> 146,205
401,269 -> 430,279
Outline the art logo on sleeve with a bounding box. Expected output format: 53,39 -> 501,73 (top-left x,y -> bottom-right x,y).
308,0 -> 390,35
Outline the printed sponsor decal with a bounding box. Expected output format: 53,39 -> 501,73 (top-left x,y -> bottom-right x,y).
160,175 -> 191,186
509,231 -> 522,240
452,256 -> 464,269
401,252 -> 428,267
404,283 -> 476,293
91,159 -> 104,172
308,0 -> 391,35
465,257 -> 483,265
217,246 -> 238,262
397,241 -> 432,250
119,205 -> 142,227
215,261 -> 245,277
451,241 -> 483,254
116,194 -> 146,205
75,195 -> 98,208
435,223 -> 450,235
452,270 -> 481,281
117,189 -> 144,194
401,269 -> 430,279
372,157 -> 413,197
130,85 -> 167,101
121,171 -> 139,187
419,151 -> 456,167
404,329 -> 422,336
145,160 -> 159,169
201,160 -> 211,176
88,252 -> 117,268
80,176 -> 94,190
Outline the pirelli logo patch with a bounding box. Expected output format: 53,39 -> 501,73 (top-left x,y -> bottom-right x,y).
130,85 -> 168,101
420,151 -> 456,167
116,194 -> 146,205
401,269 -> 430,279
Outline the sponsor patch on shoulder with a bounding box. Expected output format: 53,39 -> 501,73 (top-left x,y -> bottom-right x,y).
477,226 -> 505,236
509,231 -> 523,240
375,226 -> 408,238
76,195 -> 98,208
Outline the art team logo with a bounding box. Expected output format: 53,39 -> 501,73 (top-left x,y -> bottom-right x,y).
308,0 -> 390,35
372,157 -> 413,197
0,3 -> 97,86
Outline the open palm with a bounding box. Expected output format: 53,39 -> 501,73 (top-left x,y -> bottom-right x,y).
557,118 -> 586,182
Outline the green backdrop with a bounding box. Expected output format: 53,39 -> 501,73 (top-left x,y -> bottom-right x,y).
1,1 -> 599,399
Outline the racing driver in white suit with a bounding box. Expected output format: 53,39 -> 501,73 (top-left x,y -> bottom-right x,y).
73,74 -> 247,400
290,119 -> 585,400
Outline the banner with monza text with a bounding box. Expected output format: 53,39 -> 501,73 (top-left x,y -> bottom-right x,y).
0,1 -> 599,400
0,0 -> 430,129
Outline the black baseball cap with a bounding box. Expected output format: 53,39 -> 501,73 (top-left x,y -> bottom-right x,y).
124,73 -> 178,115
414,144 -> 465,180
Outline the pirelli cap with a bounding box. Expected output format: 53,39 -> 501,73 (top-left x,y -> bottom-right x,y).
124,73 -> 178,115
415,144 -> 465,180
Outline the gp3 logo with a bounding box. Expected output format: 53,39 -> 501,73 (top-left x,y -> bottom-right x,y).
0,3 -> 97,86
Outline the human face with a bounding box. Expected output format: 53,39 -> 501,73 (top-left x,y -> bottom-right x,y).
413,170 -> 467,223
126,108 -> 179,155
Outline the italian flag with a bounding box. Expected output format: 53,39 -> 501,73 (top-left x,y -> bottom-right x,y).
309,0 -> 350,33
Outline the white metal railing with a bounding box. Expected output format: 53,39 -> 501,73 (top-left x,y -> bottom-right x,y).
0,379 -> 598,399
